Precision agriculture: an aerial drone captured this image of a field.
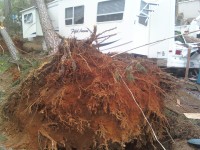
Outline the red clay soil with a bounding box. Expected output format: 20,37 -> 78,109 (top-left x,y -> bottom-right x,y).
3,39 -> 173,149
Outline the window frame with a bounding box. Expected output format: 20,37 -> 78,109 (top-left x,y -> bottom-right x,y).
24,13 -> 33,24
97,0 -> 125,23
65,5 -> 84,25
138,0 -> 150,26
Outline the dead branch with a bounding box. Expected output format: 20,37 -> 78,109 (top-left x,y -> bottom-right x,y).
85,26 -> 97,45
97,33 -> 117,40
76,54 -> 92,72
96,27 -> 117,38
38,128 -> 57,150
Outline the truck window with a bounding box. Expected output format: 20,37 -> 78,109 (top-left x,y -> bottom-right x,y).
24,13 -> 33,24
139,0 -> 149,26
175,31 -> 186,44
97,0 -> 125,22
65,5 -> 84,25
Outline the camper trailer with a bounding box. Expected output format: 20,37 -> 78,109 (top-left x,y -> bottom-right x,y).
21,0 -> 200,70
21,0 -> 59,39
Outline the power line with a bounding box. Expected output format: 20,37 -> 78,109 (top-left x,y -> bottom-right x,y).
111,29 -> 200,58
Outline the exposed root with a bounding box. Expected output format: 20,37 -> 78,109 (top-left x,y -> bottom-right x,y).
38,128 -> 57,150
3,38 -> 175,149
120,74 -> 166,150
76,53 -> 92,72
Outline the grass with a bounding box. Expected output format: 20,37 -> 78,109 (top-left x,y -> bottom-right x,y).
0,54 -> 11,74
0,134 -> 7,142
11,58 -> 40,87
0,53 -> 40,88
0,53 -> 41,148
0,91 -> 5,101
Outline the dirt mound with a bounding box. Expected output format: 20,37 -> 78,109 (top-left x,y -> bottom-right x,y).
3,39 -> 174,149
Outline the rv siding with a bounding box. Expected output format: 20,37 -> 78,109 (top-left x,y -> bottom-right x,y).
148,0 -> 175,59
48,2 -> 59,31
21,0 -> 176,58
59,0 -> 96,39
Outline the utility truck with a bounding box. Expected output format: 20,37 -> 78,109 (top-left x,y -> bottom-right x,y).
21,0 -> 200,71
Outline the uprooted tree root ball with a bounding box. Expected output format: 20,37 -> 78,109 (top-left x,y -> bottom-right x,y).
3,39 -> 175,149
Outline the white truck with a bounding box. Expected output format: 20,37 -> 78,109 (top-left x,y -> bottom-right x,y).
20,0 -> 200,71
175,14 -> 200,39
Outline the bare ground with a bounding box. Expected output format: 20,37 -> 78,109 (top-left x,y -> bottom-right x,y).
165,81 -> 200,150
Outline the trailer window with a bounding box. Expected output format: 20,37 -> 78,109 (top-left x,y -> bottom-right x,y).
139,0 -> 149,26
24,13 -> 33,24
97,0 -> 125,22
65,6 -> 84,25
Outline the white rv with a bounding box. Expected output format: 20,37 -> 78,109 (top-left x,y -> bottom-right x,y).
21,0 -> 200,70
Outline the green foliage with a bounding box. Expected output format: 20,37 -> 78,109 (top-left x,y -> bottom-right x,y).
114,70 -> 120,82
136,63 -> 147,73
11,57 -> 39,87
125,65 -> 135,82
0,134 -> 7,142
0,54 -> 11,74
0,91 -> 5,101
20,57 -> 39,74
11,78 -> 20,87
11,0 -> 34,15
4,0 -> 34,35
15,57 -> 39,83
0,1 -> 3,10
0,53 -> 40,87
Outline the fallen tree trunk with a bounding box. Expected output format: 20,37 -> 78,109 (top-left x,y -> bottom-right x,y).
0,26 -> 19,61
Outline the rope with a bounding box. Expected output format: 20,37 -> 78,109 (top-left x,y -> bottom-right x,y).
120,75 -> 166,150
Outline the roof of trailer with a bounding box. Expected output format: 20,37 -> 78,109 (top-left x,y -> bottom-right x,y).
20,0 -> 59,13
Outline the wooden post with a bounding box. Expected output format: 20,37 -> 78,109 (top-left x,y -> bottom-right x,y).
184,46 -> 191,80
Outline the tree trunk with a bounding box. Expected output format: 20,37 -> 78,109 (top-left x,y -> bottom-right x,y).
35,0 -> 61,54
3,0 -> 11,18
175,0 -> 179,25
0,27 -> 20,61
